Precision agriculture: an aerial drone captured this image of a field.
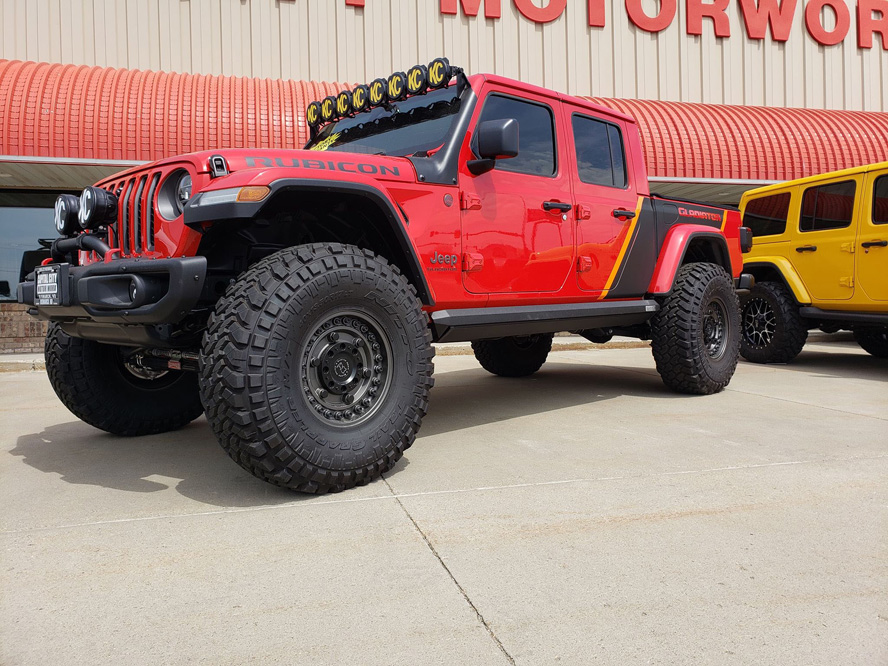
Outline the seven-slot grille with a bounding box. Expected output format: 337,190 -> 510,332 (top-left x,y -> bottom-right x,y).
102,171 -> 161,257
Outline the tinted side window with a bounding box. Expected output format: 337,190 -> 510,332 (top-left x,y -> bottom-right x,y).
873,175 -> 888,225
744,193 -> 790,237
608,125 -> 626,187
800,180 -> 856,232
478,95 -> 556,177
572,115 -> 628,188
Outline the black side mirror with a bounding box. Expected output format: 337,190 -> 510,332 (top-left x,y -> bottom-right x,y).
468,118 -> 519,175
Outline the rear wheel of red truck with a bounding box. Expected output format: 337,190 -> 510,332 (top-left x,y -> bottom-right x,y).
650,262 -> 740,395
44,323 -> 204,436
199,243 -> 435,493
472,334 -> 554,377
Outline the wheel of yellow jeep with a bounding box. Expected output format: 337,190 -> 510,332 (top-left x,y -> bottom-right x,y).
853,327 -> 888,358
739,281 -> 808,364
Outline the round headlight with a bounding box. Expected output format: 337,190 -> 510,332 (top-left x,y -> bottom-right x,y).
157,170 -> 194,220
78,186 -> 118,230
54,194 -> 80,236
176,174 -> 192,211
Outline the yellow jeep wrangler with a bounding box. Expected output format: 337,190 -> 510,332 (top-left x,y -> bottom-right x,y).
739,161 -> 888,363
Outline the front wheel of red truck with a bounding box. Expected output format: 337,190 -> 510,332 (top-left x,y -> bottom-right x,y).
199,243 -> 435,493
650,262 -> 740,395
44,323 -> 204,436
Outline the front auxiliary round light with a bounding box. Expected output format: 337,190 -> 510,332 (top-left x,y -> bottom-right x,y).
78,186 -> 117,230
54,194 -> 80,235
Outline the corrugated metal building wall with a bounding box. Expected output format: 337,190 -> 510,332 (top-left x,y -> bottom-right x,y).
1,0 -> 886,112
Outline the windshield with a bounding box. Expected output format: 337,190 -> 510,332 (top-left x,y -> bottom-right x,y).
304,87 -> 464,157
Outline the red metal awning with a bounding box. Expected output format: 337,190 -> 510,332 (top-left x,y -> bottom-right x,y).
2,59 -> 887,200
588,96 -> 888,183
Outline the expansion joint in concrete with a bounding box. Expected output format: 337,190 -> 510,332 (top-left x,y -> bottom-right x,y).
382,476 -> 517,666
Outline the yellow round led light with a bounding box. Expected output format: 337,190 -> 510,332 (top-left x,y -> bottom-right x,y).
306,101 -> 322,127
387,71 -> 407,101
352,84 -> 369,112
407,64 -> 429,95
368,78 -> 387,107
428,58 -> 451,89
321,96 -> 337,122
336,90 -> 353,117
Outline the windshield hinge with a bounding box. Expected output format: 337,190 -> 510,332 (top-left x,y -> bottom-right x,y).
460,192 -> 481,211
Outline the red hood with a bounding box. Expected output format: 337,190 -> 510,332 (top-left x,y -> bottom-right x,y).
97,149 -> 417,186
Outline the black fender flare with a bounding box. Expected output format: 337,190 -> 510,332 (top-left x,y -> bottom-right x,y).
185,178 -> 434,305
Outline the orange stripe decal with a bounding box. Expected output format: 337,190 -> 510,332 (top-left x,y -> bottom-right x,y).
599,196 -> 645,299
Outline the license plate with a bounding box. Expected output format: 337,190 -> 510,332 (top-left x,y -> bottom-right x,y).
35,264 -> 65,306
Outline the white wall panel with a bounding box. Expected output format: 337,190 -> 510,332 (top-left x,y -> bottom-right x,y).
1,0 -> 885,111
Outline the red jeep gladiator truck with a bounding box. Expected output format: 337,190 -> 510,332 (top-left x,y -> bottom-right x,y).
19,60 -> 753,493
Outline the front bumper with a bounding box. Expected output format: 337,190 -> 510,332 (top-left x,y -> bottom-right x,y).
18,256 -> 207,325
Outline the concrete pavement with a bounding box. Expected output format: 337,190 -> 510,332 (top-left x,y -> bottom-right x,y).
1,338 -> 886,665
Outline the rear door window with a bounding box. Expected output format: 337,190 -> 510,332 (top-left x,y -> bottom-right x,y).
873,175 -> 888,225
744,192 -> 791,237
800,180 -> 856,232
571,115 -> 627,188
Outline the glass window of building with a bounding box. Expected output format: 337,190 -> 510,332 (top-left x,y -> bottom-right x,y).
0,191 -> 64,301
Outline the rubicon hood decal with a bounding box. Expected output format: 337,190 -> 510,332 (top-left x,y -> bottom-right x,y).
229,149 -> 415,183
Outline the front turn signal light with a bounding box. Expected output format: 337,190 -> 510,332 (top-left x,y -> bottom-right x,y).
237,186 -> 271,202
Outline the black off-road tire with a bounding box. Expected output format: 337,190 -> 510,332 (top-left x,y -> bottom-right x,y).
471,334 -> 554,377
739,281 -> 808,364
44,323 -> 204,436
199,243 -> 434,494
651,262 -> 741,395
854,327 -> 888,358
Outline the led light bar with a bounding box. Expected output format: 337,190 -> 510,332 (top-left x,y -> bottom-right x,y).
306,58 -> 457,130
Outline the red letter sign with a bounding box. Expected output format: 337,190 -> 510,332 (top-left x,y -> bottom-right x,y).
858,0 -> 888,49
738,0 -> 798,41
440,0 -> 502,18
588,0 -> 606,26
805,0 -> 850,45
687,0 -> 731,37
626,0 -> 677,32
513,0 -> 567,23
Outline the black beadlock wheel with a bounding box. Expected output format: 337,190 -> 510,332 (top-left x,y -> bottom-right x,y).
199,243 -> 434,494
650,262 -> 741,395
471,334 -> 554,378
44,323 -> 204,436
853,327 -> 888,358
739,281 -> 808,364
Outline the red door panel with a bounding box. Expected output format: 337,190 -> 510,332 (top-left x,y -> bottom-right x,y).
459,89 -> 574,295
562,106 -> 639,296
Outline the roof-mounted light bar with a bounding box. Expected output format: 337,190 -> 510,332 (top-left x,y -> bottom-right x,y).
306,58 -> 458,133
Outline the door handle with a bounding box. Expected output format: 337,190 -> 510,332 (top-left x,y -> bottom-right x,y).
612,209 -> 636,219
795,245 -> 817,252
861,240 -> 888,248
543,201 -> 572,212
